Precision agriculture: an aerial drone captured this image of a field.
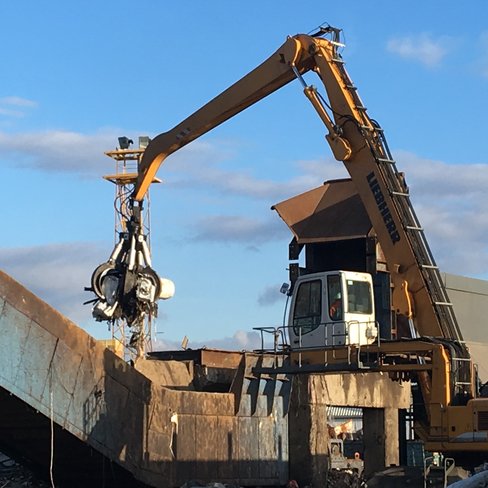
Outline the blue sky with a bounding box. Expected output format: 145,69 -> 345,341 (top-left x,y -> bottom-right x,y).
1,1 -> 488,350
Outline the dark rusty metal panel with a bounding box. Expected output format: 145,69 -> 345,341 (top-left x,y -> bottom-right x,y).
175,414 -> 197,482
200,349 -> 243,369
0,270 -> 86,354
0,386 -> 147,488
145,389 -> 174,474
135,358 -> 194,389
169,388 -> 235,416
195,415 -> 219,479
0,299 -> 32,390
65,352 -> 104,436
0,270 -> 289,487
148,348 -> 244,370
275,408 -> 288,482
221,417 -> 240,479
258,417 -> 278,479
238,417 -> 260,480
146,428 -> 173,461
253,378 -> 270,417
14,318 -> 57,406
273,380 -> 289,484
309,373 -> 410,408
40,339 -> 83,426
272,179 -> 371,244
217,416 -> 239,480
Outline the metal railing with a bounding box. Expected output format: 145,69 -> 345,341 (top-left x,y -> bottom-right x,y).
253,319 -> 380,370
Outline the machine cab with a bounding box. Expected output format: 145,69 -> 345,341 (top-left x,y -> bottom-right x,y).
287,270 -> 377,349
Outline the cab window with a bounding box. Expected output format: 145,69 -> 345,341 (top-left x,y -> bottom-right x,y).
292,280 -> 321,335
346,280 -> 373,314
327,274 -> 343,321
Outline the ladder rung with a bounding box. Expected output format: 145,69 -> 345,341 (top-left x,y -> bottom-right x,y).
421,264 -> 439,270
356,105 -> 367,111
376,157 -> 395,164
329,40 -> 346,48
434,301 -> 453,307
391,191 -> 409,197
406,225 -> 423,231
360,125 -> 385,133
332,58 -> 345,64
345,84 -> 357,90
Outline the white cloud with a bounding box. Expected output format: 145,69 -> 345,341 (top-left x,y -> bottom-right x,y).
151,336 -> 181,351
0,96 -> 38,108
386,34 -> 451,67
153,329 -> 262,351
1,125 -> 486,283
394,150 -> 488,276
0,96 -> 38,119
258,284 -> 286,306
0,130 -> 239,181
172,163 -> 309,200
164,140 -> 488,278
166,138 -> 237,169
0,107 -> 24,118
0,129 -> 121,175
0,242 -> 107,324
477,31 -> 488,79
192,215 -> 289,244
183,147 -> 488,277
167,145 -> 347,201
0,127 -> 347,199
395,150 -> 488,197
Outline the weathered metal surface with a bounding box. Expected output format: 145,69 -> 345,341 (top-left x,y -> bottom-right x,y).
288,371 -> 410,487
135,358 -> 194,389
308,372 -> 410,408
272,179 -> 372,243
148,348 -> 244,369
0,385 -> 146,487
0,270 -> 289,487
363,407 -> 400,476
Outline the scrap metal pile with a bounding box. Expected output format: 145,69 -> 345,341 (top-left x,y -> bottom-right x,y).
0,453 -> 49,488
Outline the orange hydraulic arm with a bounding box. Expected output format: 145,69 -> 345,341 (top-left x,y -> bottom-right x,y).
133,30 -> 346,201
133,27 -> 464,346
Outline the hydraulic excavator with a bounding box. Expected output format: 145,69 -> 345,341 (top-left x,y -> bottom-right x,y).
87,26 -> 488,465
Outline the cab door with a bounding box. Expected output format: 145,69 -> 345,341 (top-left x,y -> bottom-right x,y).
288,272 -> 345,348
288,276 -> 324,349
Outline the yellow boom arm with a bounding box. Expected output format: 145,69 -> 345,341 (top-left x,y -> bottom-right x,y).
134,34 -> 350,201
134,29 -> 463,345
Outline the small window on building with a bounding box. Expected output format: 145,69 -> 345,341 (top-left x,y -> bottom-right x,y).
292,279 -> 322,335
